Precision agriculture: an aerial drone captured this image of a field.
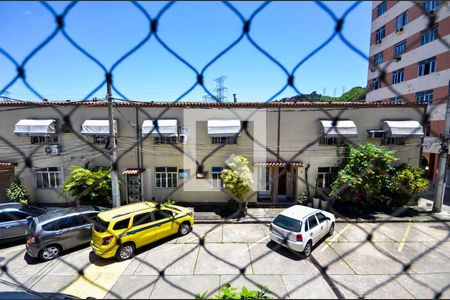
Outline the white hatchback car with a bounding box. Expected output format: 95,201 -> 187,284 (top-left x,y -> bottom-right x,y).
269,205 -> 335,257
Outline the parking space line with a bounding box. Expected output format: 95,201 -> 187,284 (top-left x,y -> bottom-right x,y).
246,236 -> 270,251
62,258 -> 132,299
397,223 -> 412,252
321,224 -> 351,252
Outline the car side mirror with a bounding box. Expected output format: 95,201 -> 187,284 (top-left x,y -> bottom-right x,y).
326,217 -> 330,221
26,216 -> 33,224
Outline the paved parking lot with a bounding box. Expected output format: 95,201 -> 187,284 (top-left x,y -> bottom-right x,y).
1,222 -> 449,299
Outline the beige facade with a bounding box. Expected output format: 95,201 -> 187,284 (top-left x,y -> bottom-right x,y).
0,101 -> 425,206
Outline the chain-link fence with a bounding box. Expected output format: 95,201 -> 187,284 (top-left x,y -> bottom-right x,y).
0,1 -> 449,299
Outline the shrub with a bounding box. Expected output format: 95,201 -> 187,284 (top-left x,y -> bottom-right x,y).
6,176 -> 30,205
195,284 -> 271,299
297,192 -> 309,205
63,166 -> 112,207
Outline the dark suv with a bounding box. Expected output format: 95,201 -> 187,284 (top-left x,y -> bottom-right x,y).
26,206 -> 107,261
0,203 -> 47,243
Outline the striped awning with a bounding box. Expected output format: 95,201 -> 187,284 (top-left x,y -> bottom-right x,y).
320,120 -> 358,137
81,120 -> 117,136
207,120 -> 241,137
122,168 -> 145,175
14,119 -> 56,136
255,162 -> 304,167
383,120 -> 424,137
142,119 -> 178,136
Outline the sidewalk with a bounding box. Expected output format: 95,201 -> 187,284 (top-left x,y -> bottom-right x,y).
192,200 -> 450,224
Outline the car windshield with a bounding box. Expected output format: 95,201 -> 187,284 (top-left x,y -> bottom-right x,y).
273,215 -> 302,232
94,217 -> 110,233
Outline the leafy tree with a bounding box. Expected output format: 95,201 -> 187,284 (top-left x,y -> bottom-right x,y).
391,163 -> 429,206
220,155 -> 253,212
63,166 -> 112,207
6,176 -> 30,205
330,144 -> 430,210
330,143 -> 398,208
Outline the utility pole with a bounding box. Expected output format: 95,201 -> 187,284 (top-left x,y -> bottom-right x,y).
106,77 -> 121,207
433,96 -> 450,212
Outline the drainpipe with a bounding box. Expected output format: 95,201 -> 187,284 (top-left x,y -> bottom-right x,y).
135,107 -> 141,168
276,107 -> 281,204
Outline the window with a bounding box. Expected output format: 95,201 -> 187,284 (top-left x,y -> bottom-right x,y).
394,40 -> 407,57
153,210 -> 173,221
317,167 -> 338,188
94,217 -> 109,233
31,136 -> 58,145
211,167 -> 224,188
375,26 -> 385,43
423,1 -> 439,14
421,26 -> 438,45
390,97 -> 402,104
373,52 -> 383,66
392,69 -> 404,84
396,11 -> 408,31
211,136 -> 237,144
307,215 -> 318,230
316,212 -> 327,224
154,136 -> 177,144
35,167 -> 61,189
0,211 -> 29,222
258,167 -> 271,192
319,137 -> 345,145
113,218 -> 130,230
155,167 -> 178,188
383,137 -> 406,145
42,216 -> 80,231
418,57 -> 436,76
93,135 -> 109,144
377,1 -> 387,17
78,213 -> 97,225
372,78 -> 381,90
416,90 -> 433,104
272,215 -> 301,232
133,213 -> 152,227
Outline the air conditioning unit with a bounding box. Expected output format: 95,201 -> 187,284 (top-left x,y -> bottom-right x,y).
179,127 -> 189,144
428,9 -> 435,16
45,144 -> 61,156
179,134 -> 187,144
397,27 -> 404,32
375,40 -> 382,45
394,56 -> 402,61
370,66 -> 376,72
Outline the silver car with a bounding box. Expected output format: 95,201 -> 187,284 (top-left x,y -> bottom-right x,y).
269,205 -> 335,257
26,206 -> 106,261
0,203 -> 47,242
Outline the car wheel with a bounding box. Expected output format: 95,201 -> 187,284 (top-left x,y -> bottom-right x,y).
116,243 -> 135,261
39,245 -> 61,261
328,223 -> 335,236
178,222 -> 191,236
303,241 -> 312,258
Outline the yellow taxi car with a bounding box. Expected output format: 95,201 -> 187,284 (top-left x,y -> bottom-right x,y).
91,202 -> 194,261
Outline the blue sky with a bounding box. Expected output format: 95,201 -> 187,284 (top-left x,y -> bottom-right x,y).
0,1 -> 371,102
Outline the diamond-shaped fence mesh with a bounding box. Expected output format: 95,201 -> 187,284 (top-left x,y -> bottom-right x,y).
0,1 -> 449,299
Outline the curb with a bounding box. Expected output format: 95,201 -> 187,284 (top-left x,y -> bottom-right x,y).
195,217 -> 450,224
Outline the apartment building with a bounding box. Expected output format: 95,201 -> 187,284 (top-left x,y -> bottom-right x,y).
0,101 -> 426,206
366,0 -> 449,179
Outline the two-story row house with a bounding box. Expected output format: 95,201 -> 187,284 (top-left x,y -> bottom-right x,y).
0,101 -> 426,206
